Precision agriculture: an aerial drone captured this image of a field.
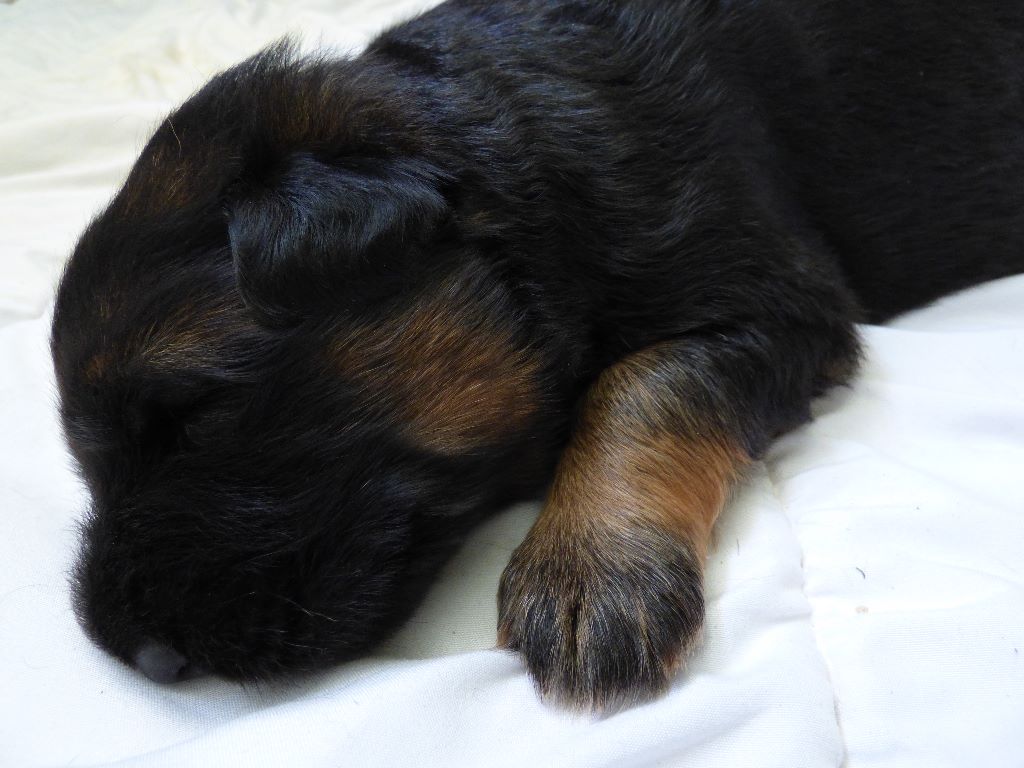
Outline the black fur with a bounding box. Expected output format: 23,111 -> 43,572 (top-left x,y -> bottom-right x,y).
51,0 -> 1023,705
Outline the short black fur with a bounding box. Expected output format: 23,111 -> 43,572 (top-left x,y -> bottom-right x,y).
51,0 -> 1024,705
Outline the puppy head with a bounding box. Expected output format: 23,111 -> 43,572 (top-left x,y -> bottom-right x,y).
52,46 -> 558,683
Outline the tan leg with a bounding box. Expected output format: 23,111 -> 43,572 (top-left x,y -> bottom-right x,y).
498,343 -> 750,710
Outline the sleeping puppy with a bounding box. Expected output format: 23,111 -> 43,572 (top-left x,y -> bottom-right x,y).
51,0 -> 1024,709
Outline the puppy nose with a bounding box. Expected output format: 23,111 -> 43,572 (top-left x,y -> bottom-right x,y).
133,640 -> 206,683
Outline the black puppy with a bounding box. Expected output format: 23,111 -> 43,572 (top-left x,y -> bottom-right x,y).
51,0 -> 1024,709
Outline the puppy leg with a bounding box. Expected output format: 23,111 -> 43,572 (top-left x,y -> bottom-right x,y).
498,330 -> 854,709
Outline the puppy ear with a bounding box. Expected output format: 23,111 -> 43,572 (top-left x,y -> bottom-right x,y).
227,153 -> 449,326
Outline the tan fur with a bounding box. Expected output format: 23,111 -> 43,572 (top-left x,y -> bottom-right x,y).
78,299 -> 251,381
137,300 -> 246,369
84,352 -> 112,383
497,343 -> 751,707
121,77 -> 424,217
547,429 -> 744,561
332,272 -> 540,454
540,343 -> 748,559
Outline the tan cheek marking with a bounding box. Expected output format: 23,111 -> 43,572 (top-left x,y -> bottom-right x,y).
333,285 -> 541,454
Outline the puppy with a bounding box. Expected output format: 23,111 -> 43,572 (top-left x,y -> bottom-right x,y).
51,0 -> 1024,709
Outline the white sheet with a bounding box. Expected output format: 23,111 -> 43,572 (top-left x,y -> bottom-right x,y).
1,2 -> 1022,766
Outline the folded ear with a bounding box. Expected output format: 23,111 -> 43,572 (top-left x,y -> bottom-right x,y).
227,152 -> 450,326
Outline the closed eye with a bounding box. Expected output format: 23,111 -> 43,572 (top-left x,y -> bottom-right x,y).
134,394 -> 233,454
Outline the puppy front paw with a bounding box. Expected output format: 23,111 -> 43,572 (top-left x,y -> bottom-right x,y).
497,523 -> 705,711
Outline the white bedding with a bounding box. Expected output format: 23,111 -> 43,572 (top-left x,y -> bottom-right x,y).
1,2 -> 1022,766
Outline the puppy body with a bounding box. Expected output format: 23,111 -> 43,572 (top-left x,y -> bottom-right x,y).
51,0 -> 1024,707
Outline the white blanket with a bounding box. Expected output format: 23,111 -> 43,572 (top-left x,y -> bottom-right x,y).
2,2 -> 1022,766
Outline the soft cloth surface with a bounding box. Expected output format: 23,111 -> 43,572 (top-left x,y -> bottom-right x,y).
1,2 -> 1022,766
